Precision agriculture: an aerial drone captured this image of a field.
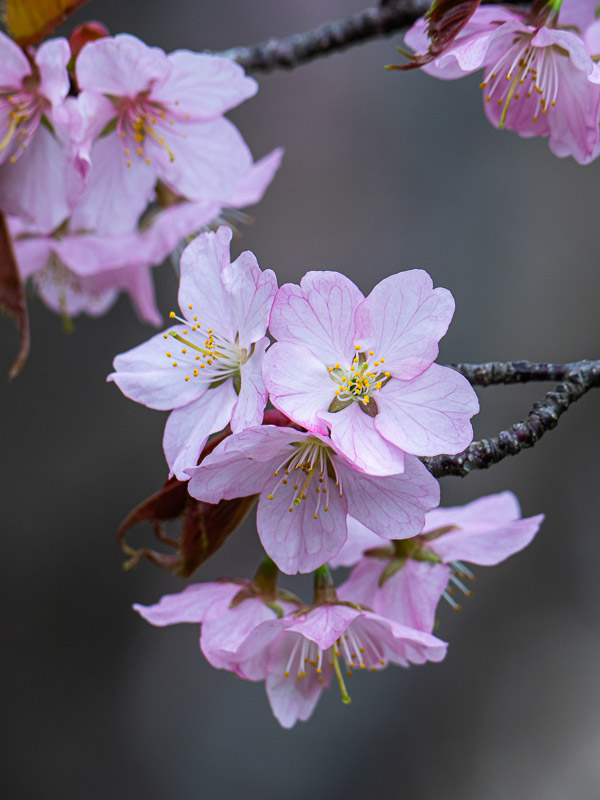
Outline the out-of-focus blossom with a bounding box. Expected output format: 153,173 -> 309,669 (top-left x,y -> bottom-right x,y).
263,270 -> 478,476
109,227 -> 277,479
403,2 -> 600,163
186,423 -> 440,574
74,33 -> 260,233
337,491 -> 544,631
0,33 -> 73,228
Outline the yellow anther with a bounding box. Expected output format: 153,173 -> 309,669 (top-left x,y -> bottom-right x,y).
124,149 -> 130,155
335,363 -> 340,369
184,376 -> 190,381
126,161 -> 132,167
368,350 -> 374,356
172,362 -> 178,367
381,358 -> 385,363
145,157 -> 151,164
193,369 -> 198,376
188,304 -> 193,310
9,155 -> 16,163
169,311 -> 176,318
163,333 -> 168,339
288,507 -> 293,513
313,514 -> 318,519
120,131 -> 126,138
200,364 -> 206,369
384,371 -> 390,377
195,355 -> 200,360
267,494 -> 274,500
284,671 -> 290,677
166,351 -> 172,357
328,366 -> 333,372
136,147 -> 143,155
355,345 -> 360,351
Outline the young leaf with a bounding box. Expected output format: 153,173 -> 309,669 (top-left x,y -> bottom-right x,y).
2,0 -> 91,46
387,0 -> 482,71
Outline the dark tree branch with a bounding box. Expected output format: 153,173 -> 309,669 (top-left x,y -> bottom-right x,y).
423,360 -> 600,477
218,0 -> 530,73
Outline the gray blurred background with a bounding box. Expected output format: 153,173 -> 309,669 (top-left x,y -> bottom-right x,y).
2,1 -> 599,798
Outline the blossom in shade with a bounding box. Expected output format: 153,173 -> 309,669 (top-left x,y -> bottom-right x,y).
262,270 -> 478,476
403,2 -> 600,164
109,227 -> 277,479
186,423 -> 440,574
336,491 -> 544,632
0,33 -> 73,229
74,34 -> 260,234
221,602 -> 447,728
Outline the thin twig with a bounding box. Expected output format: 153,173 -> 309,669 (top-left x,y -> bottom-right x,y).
218,0 -> 531,73
424,360 -> 600,477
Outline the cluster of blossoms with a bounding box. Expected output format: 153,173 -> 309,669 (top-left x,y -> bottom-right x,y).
403,0 -> 600,163
111,226 -> 543,726
0,27 -> 280,323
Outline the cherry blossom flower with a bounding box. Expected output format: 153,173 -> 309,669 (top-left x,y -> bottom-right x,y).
186,423 -> 440,574
221,600 -> 447,728
336,491 -> 544,632
0,33 -> 73,229
263,270 -> 478,476
109,227 -> 277,479
74,33 -> 260,234
403,2 -> 600,164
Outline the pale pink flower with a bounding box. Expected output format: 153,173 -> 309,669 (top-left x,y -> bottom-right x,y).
186,423 -> 440,574
262,270 -> 478,476
74,34 -> 261,234
337,491 -> 544,632
109,227 -> 277,479
0,33 -> 73,229
404,2 -> 600,163
223,603 -> 447,728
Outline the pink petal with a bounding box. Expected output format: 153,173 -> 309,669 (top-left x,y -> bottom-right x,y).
0,29 -> 31,86
359,612 -> 448,665
35,38 -> 70,107
431,513 -> 544,565
355,270 -> 455,380
0,125 -> 71,232
424,490 -> 521,532
231,338 -> 269,432
256,475 -> 348,574
178,226 -> 236,338
318,402 -> 406,476
133,582 -> 238,625
139,200 -> 222,265
76,34 -> 170,98
118,263 -> 162,327
163,381 -> 238,479
12,235 -> 52,279
266,645 -> 328,728
158,117 -> 252,204
329,516 -> 384,568
228,148 -> 284,208
70,133 -> 157,235
186,427 -> 296,502
109,324 -> 208,410
221,250 -> 277,349
262,342 -> 333,436
375,364 -> 479,456
338,454 -> 440,539
152,51 -> 257,119
268,271 -> 363,364
372,560 -> 451,633
337,557 -> 383,605
201,598 -> 277,674
285,605 -> 359,650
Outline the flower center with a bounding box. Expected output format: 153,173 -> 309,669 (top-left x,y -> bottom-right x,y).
327,345 -> 391,413
282,620 -> 388,703
480,36 -> 560,126
0,90 -> 42,163
114,95 -> 187,167
164,307 -> 245,387
266,438 -> 341,519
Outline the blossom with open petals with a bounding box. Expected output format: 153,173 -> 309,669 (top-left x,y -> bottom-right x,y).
263,270 -> 478,476
404,2 -> 600,163
109,227 -> 277,479
337,491 -> 544,632
186,423 -> 440,574
75,34 -> 260,234
221,602 -> 447,728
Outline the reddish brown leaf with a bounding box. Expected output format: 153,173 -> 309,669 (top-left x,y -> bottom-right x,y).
387,0 -> 482,71
3,0 -> 91,47
117,409 -> 295,576
0,213 -> 30,378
